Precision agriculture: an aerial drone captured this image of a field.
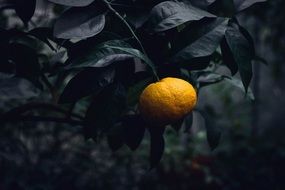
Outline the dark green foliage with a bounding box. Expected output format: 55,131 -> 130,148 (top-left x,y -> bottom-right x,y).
149,127 -> 165,169
0,0 -> 265,168
48,0 -> 95,7
224,20 -> 255,92
53,3 -> 107,39
84,83 -> 127,138
11,0 -> 36,25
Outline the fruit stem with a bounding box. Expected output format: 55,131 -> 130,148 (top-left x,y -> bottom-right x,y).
103,0 -> 160,82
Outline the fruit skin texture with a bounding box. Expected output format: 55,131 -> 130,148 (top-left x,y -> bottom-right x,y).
139,77 -> 197,126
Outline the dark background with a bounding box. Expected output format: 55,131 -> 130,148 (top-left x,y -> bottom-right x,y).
1,0 -> 285,189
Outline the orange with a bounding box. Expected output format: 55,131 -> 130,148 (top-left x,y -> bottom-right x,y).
139,77 -> 197,126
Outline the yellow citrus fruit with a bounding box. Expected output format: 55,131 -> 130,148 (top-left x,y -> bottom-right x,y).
139,77 -> 197,126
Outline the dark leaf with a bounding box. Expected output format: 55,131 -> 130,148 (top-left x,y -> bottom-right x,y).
127,77 -> 152,107
54,5 -> 106,39
253,56 -> 267,65
148,127 -> 165,169
66,40 -> 157,77
84,83 -> 127,138
12,0 -> 36,25
48,0 -> 95,7
9,43 -> 42,88
0,0 -> 13,10
66,40 -> 134,69
28,27 -> 56,51
196,71 -> 229,88
184,112 -> 193,133
239,26 -> 255,54
59,67 -> 115,104
107,123 -> 125,151
114,58 -> 136,86
127,9 -> 150,29
139,32 -> 170,65
180,56 -> 212,70
0,31 -> 14,73
28,27 -> 73,49
122,115 -> 145,151
225,21 -> 254,91
187,0 -> 217,9
172,17 -> 228,63
202,107 -> 221,150
221,37 -> 238,75
0,74 -> 40,101
233,0 -> 267,12
171,118 -> 184,131
208,0 -> 235,17
146,1 -> 215,32
225,77 -> 255,100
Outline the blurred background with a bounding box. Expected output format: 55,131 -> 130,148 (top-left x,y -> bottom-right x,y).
1,0 -> 285,189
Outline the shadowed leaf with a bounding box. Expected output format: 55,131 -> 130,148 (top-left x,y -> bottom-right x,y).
59,67 -> 115,104
172,18 -> 228,63
233,0 -> 267,12
84,83 -> 127,139
48,0 -> 95,7
122,115 -> 146,151
148,127 -> 165,169
146,1 -> 215,32
225,21 -> 254,92
12,0 -> 36,25
54,6 -> 106,39
184,112 -> 194,133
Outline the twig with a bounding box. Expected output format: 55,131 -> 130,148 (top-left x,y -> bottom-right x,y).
103,0 -> 160,81
103,0 -> 147,55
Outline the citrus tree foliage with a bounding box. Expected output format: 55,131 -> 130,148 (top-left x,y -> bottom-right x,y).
0,0 -> 266,167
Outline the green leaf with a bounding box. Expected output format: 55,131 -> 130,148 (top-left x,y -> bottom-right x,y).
196,71 -> 229,88
0,75 -> 40,101
253,56 -> 268,65
66,40 -> 157,78
188,0 -> 217,9
225,21 -> 254,92
84,83 -> 127,139
184,112 -> 194,133
107,123 -> 125,151
127,77 -> 152,107
59,67 -> 115,104
53,5 -> 106,39
221,37 -> 238,75
13,0 -> 36,25
9,43 -> 42,88
107,115 -> 146,151
48,0 -> 95,7
146,1 -> 216,32
28,27 -> 56,51
225,77 -> 255,100
0,1 -> 13,9
171,118 -> 184,131
201,107 -> 222,150
148,127 -> 165,169
65,40 -> 134,68
104,45 -> 158,78
122,115 -> 145,151
172,18 -> 229,63
233,0 -> 267,12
